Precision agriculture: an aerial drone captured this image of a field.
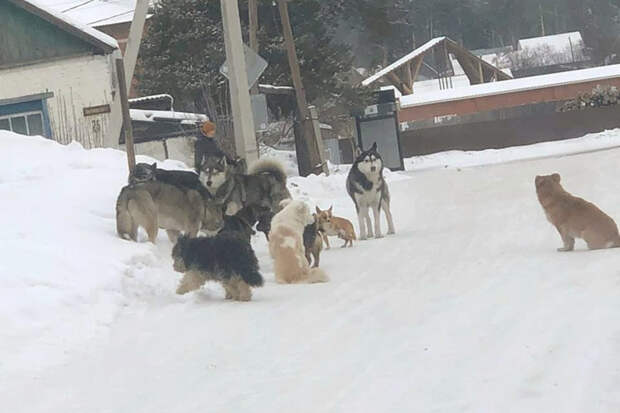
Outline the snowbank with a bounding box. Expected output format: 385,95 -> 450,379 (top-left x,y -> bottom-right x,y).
405,128 -> 620,171
0,132 -> 183,377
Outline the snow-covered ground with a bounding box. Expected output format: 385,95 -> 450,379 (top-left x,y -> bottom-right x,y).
405,128 -> 620,171
2,130 -> 620,412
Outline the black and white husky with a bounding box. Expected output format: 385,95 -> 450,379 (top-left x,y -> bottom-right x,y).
346,142 -> 396,239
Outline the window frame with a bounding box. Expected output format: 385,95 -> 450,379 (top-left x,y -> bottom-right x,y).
0,110 -> 45,136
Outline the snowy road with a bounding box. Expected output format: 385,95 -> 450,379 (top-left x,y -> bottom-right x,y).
2,133 -> 620,412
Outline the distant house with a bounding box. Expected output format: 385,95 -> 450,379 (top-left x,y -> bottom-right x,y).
509,32 -> 591,77
34,0 -> 150,96
0,0 -> 122,148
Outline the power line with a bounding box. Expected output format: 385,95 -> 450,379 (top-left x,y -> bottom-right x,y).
88,10 -> 133,26
62,0 -> 97,13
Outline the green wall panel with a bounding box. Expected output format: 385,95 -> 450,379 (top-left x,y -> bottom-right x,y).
0,1 -> 97,67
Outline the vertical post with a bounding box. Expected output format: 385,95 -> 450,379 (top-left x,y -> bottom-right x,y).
277,0 -> 323,176
103,0 -> 148,149
116,58 -> 136,172
539,3 -> 545,36
309,106 -> 328,175
122,0 -> 149,92
249,0 -> 259,95
478,60 -> 484,83
221,0 -> 258,164
411,56 -> 423,93
404,63 -> 413,92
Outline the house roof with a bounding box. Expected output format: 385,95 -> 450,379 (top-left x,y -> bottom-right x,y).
130,109 -> 209,125
518,31 -> 584,53
33,0 -> 139,27
399,64 -> 620,109
8,0 -> 119,53
362,37 -> 447,87
361,36 -> 512,95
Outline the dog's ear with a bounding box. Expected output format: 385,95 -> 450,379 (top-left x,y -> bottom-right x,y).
151,162 -> 157,169
279,198 -> 292,209
551,173 -> 561,183
370,142 -> 377,152
315,206 -> 321,214
328,205 -> 333,215
219,156 -> 227,167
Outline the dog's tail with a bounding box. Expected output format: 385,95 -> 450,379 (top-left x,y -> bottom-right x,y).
305,267 -> 329,283
248,158 -> 287,184
116,187 -> 135,240
242,270 -> 264,287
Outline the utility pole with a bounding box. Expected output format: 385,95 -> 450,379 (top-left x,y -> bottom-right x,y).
249,0 -> 259,95
539,3 -> 546,37
104,0 -> 149,148
123,0 -> 149,91
277,0 -> 325,176
220,0 -> 258,164
116,59 -> 136,172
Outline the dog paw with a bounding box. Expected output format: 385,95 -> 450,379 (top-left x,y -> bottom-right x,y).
387,229 -> 395,235
557,247 -> 573,252
375,234 -> 384,239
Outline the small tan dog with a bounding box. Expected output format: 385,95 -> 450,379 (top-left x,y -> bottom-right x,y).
535,173 -> 620,251
269,200 -> 329,283
315,206 -> 356,248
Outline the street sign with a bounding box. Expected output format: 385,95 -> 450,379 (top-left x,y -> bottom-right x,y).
251,94 -> 268,132
220,44 -> 268,89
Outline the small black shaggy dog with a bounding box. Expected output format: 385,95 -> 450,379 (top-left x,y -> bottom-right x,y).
172,233 -> 264,301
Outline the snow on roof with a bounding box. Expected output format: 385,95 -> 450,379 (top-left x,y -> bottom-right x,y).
129,94 -> 174,103
16,0 -> 119,50
399,64 -> 620,108
33,0 -> 138,27
362,37 -> 447,87
258,84 -> 295,92
130,109 -> 208,124
518,31 -> 584,53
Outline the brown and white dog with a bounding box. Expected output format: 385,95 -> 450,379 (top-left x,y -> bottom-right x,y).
535,173 -> 620,251
268,200 -> 329,283
315,206 -> 356,248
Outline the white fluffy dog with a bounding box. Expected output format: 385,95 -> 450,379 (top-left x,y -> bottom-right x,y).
269,199 -> 329,284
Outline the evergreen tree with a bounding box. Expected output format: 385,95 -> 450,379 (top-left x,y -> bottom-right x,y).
138,0 -> 364,120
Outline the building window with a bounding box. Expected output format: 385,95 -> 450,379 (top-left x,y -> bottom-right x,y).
0,111 -> 45,136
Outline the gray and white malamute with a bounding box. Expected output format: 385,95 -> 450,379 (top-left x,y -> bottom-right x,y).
127,162 -> 224,233
198,154 -> 291,216
346,142 -> 396,239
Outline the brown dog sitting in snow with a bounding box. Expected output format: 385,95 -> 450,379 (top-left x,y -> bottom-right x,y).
315,206 -> 356,248
535,173 -> 620,251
